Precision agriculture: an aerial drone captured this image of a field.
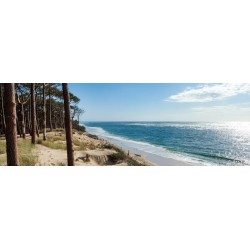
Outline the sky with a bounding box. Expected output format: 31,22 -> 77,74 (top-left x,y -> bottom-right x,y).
68,83 -> 250,122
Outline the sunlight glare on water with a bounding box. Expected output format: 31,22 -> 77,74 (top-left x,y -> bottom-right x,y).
84,122 -> 250,166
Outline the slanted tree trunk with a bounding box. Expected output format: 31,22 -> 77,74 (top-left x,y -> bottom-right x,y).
31,83 -> 36,144
0,84 -> 6,134
62,83 -> 74,166
43,83 -> 46,140
4,83 -> 19,166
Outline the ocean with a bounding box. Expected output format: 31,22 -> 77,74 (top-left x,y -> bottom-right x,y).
83,122 -> 250,166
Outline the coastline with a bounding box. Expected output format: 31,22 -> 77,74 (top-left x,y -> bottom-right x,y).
84,130 -> 193,166
1,129 -> 193,166
35,130 -> 156,166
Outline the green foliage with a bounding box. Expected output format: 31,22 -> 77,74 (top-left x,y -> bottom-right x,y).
72,121 -> 86,132
106,144 -> 143,166
108,152 -> 126,163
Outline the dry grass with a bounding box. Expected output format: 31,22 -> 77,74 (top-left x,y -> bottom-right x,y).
73,139 -> 96,151
18,140 -> 37,166
47,134 -> 66,142
0,139 -> 37,166
38,133 -> 97,151
72,129 -> 84,135
54,128 -> 65,132
36,133 -> 67,150
0,140 -> 6,154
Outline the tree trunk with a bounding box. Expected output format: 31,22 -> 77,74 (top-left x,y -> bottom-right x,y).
16,117 -> 22,138
31,83 -> 36,144
21,103 -> 26,138
35,95 -> 40,137
43,83 -> 46,140
49,84 -> 53,132
54,113 -> 57,129
36,123 -> 40,137
28,99 -> 31,135
62,83 -> 74,166
0,83 -> 6,134
3,83 -> 19,166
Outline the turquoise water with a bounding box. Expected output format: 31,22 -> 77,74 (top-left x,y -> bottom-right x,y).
83,122 -> 250,166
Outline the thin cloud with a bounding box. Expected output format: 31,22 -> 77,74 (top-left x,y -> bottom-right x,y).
166,83 -> 250,102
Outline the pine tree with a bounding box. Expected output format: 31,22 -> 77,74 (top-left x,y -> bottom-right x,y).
31,83 -> 36,144
4,83 -> 19,166
62,83 -> 74,166
43,83 -> 47,140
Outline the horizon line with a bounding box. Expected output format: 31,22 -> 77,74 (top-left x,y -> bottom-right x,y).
80,120 -> 250,123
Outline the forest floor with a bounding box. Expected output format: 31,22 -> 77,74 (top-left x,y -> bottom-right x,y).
0,129 -> 153,166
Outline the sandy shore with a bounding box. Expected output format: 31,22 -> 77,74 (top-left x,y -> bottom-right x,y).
1,129 -> 192,166
36,130 -> 192,166
35,131 -> 155,166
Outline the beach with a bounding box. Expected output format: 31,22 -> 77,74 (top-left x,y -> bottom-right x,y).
36,130 -> 192,166
0,129 -> 191,166
35,130 -> 160,166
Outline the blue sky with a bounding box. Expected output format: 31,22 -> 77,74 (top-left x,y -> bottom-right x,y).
69,83 -> 250,122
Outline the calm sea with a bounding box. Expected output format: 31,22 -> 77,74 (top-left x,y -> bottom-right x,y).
83,122 -> 250,166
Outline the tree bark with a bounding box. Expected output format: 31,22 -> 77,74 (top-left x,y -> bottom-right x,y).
0,84 -> 6,134
43,83 -> 46,140
16,117 -> 22,138
36,123 -> 40,137
62,83 -> 74,166
31,83 -> 36,144
3,83 -> 19,166
35,95 -> 40,137
21,103 -> 26,138
49,84 -> 53,132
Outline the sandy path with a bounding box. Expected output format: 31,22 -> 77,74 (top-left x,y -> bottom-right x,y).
35,144 -> 68,166
35,144 -> 117,166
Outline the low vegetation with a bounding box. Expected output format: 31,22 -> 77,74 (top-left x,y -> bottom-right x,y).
37,134 -> 67,150
37,139 -> 67,150
106,144 -> 143,166
0,139 -> 37,166
73,139 -> 96,151
35,130 -> 144,166
37,132 -> 98,151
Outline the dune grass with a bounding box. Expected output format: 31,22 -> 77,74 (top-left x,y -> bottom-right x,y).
104,144 -> 143,166
73,139 -> 96,151
37,136 -> 67,150
18,140 -> 37,166
37,133 -> 97,151
0,140 -> 6,154
0,139 -> 37,166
